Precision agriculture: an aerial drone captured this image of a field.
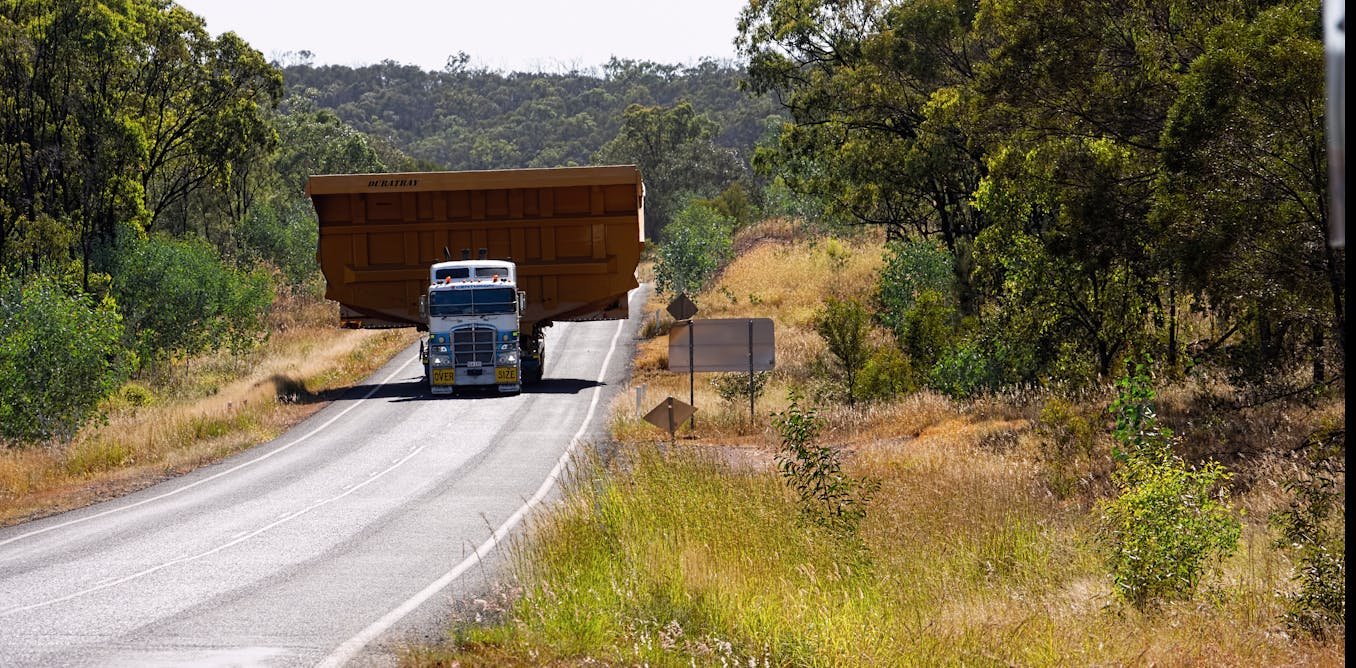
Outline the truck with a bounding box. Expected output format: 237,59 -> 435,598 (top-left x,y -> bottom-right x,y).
306,166 -> 645,393
422,256 -> 526,393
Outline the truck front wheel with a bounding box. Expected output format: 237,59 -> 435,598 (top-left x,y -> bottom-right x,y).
524,340 -> 545,384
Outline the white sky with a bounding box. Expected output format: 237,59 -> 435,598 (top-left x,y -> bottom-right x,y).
174,0 -> 749,73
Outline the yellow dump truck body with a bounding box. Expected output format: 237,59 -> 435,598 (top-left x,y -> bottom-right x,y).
308,166 -> 645,334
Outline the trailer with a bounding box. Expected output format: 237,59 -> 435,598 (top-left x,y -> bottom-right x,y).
308,165 -> 645,388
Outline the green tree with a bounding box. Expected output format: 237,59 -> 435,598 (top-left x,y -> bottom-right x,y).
112,234 -> 273,364
244,98 -> 389,283
0,274 -> 130,442
652,201 -> 734,296
0,0 -> 282,282
593,102 -> 743,238
738,0 -> 991,311
1157,1 -> 1343,381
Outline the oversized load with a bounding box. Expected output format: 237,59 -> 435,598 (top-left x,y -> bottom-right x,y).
307,165 -> 645,337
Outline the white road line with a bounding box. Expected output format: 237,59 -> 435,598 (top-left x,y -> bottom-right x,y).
316,316 -> 629,668
0,438 -> 432,617
0,355 -> 417,550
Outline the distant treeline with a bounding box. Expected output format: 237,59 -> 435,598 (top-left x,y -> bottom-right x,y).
281,55 -> 780,174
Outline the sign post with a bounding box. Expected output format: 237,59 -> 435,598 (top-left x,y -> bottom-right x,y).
667,317 -> 776,423
666,294 -> 699,428
748,318 -> 755,422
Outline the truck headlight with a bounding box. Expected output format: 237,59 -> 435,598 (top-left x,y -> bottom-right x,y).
430,355 -> 451,366
496,351 -> 519,365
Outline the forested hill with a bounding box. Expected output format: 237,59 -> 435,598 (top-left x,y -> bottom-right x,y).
282,57 -> 781,172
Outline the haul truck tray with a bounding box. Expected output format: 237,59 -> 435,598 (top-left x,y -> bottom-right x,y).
308,166 -> 645,334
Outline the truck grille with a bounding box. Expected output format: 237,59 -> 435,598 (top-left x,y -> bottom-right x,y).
452,326 -> 496,366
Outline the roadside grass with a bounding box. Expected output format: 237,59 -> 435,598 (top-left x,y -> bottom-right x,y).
414,416 -> 1340,666
412,223 -> 1343,666
0,289 -> 419,525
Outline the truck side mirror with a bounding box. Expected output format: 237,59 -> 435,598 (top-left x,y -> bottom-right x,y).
418,294 -> 427,318
518,291 -> 527,314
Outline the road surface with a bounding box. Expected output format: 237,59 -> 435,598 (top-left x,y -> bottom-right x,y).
0,287 -> 645,667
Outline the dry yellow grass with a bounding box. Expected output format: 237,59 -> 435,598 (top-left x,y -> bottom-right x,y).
0,293 -> 418,525
421,224 -> 1344,667
618,224 -> 888,445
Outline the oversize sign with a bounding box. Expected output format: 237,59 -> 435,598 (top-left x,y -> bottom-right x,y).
667,318 -> 775,373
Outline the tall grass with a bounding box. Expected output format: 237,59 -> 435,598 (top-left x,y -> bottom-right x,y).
411,226 -> 1343,666
420,421 -> 1340,666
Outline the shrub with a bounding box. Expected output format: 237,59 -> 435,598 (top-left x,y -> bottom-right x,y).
771,394 -> 874,536
653,200 -> 734,295
928,339 -> 997,399
1270,426 -> 1345,639
1097,362 -> 1240,610
0,275 -> 130,443
856,344 -> 915,402
877,239 -> 954,344
704,181 -> 759,228
899,289 -> 956,369
813,297 -> 872,406
113,234 -> 274,364
241,196 -> 319,285
710,371 -> 771,407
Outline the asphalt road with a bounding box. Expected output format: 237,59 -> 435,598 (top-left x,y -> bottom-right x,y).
0,287 -> 646,667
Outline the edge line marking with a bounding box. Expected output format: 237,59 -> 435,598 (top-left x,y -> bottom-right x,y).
0,354 -> 416,549
316,314 -> 630,668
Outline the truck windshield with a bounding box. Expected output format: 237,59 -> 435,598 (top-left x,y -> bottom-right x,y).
429,287 -> 516,316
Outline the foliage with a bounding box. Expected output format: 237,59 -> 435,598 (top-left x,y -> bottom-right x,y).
738,0 -> 990,254
927,339 -> 999,399
704,181 -> 760,229
283,57 -> 778,210
113,234 -> 274,364
711,371 -> 771,407
0,274 -> 130,443
653,201 -> 734,296
771,394 -> 873,536
244,98 -> 390,284
877,239 -> 955,345
1098,362 -> 1240,609
1270,427 -> 1346,639
594,102 -> 744,237
740,0 -> 1343,389
813,297 -> 873,406
1156,2 -> 1342,380
855,343 -> 915,403
0,0 -> 282,281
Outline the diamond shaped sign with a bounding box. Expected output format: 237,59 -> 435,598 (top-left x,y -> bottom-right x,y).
666,293 -> 698,321
642,396 -> 696,437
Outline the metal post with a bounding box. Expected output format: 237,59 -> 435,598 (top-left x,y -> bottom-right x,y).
748,319 -> 755,423
666,397 -> 675,442
688,320 -> 696,430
